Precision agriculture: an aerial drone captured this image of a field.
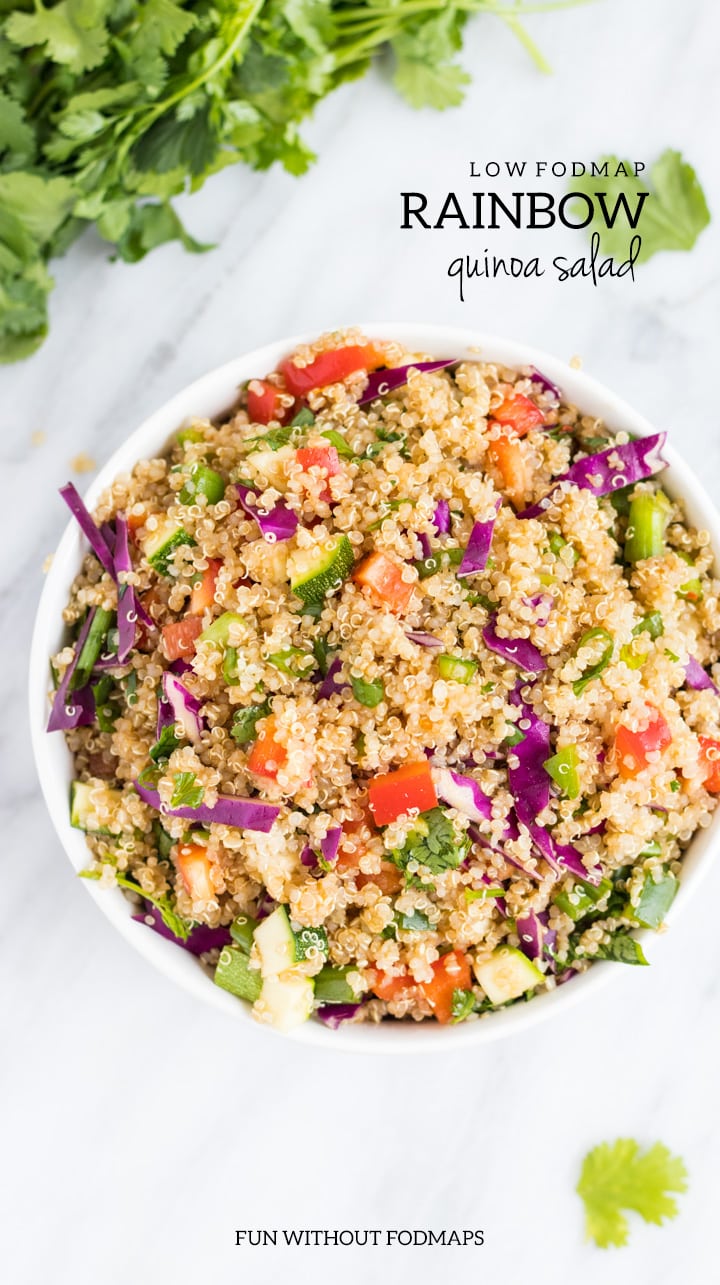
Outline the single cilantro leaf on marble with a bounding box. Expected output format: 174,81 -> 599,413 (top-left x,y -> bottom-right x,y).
571,149 -> 710,263
577,1139 -> 688,1249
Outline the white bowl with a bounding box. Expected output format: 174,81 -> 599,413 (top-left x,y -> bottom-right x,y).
29,324 -> 720,1052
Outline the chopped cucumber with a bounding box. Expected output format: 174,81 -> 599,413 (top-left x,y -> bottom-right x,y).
437,654 -> 477,684
288,533 -> 354,606
254,905 -> 297,977
253,973 -> 314,1032
198,611 -> 246,647
70,780 -> 122,833
230,913 -> 259,953
214,945 -> 262,1002
313,965 -> 355,1005
143,516 -> 195,575
474,946 -> 544,1005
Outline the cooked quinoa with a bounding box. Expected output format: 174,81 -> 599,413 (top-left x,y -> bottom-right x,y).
48,329 -> 720,1032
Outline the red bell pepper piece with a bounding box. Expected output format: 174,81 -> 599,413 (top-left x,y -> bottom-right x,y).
279,345 -> 385,397
368,760 -> 438,826
615,706 -> 672,778
189,559 -> 221,615
162,616 -> 203,662
492,389 -> 545,437
699,736 -> 720,793
246,714 -> 287,780
352,550 -> 414,613
247,380 -> 291,425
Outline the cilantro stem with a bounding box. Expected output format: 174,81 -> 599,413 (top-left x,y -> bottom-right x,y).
500,15 -> 553,72
332,0 -> 592,33
115,0 -> 266,166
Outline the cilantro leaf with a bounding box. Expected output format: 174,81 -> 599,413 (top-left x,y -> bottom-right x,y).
392,808 -> 469,875
0,90 -> 35,161
81,865 -> 192,940
113,201 -> 212,264
391,9 -> 470,110
231,700 -> 271,747
594,933 -> 649,966
149,722 -> 181,764
7,0 -> 113,75
577,1139 -> 688,1248
450,987 -> 475,1023
571,149 -> 710,264
170,771 -> 204,809
135,0 -> 198,58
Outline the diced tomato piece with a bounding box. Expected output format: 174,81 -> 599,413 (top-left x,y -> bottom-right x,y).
367,760 -> 438,827
279,345 -> 385,397
419,950 -> 473,1024
492,390 -> 545,437
296,445 -> 341,477
335,810 -> 372,872
699,736 -> 720,793
247,379 -> 291,425
369,969 -> 415,1003
175,843 -> 215,902
488,434 -> 529,505
189,559 -> 221,615
162,615 -> 203,662
127,510 -> 146,536
356,862 -> 403,894
615,706 -> 672,779
246,714 -> 287,780
296,445 -> 342,501
352,551 -> 414,613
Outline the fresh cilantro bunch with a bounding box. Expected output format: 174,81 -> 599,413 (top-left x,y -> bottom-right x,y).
0,0 -> 586,363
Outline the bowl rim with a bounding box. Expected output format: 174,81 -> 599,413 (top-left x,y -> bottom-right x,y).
29,321 -> 720,1053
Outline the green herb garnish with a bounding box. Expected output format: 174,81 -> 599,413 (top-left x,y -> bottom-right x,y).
577,1138 -> 688,1248
450,988 -> 476,1024
170,771 -> 204,810
149,723 -> 181,764
392,807 -> 469,876
80,867 -> 191,941
571,149 -> 710,265
230,701 -> 271,747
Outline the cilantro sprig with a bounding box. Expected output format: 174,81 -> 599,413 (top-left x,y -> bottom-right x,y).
80,866 -> 192,940
391,807 -> 470,876
0,0 -> 589,362
577,1139 -> 688,1248
571,149 -> 710,265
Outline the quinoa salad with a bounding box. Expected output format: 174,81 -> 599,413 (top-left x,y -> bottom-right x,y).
46,330 -> 720,1033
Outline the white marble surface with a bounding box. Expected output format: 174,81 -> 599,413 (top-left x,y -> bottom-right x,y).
3,1 -> 720,1281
